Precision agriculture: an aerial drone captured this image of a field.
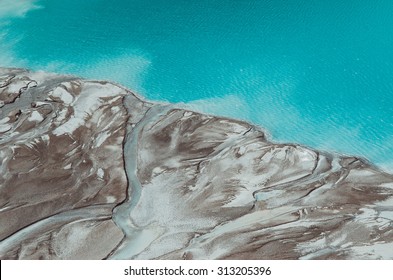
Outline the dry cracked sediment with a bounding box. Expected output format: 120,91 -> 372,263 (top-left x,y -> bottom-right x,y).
0,67 -> 393,260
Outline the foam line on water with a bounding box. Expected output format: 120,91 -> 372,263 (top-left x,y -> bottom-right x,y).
0,0 -> 41,67
0,0 -> 41,18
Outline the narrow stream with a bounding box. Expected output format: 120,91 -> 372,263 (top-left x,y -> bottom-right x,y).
109,97 -> 173,259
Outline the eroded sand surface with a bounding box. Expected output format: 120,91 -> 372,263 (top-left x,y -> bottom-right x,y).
1,68 -> 393,259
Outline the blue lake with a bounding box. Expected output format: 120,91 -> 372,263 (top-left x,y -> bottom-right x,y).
1,0 -> 393,170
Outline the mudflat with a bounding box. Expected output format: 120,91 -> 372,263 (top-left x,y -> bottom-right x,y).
1,68 -> 393,260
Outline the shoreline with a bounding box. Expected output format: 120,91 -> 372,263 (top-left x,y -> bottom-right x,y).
7,64 -> 392,175
2,67 -> 393,260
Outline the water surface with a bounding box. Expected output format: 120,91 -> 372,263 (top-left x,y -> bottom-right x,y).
1,0 -> 393,170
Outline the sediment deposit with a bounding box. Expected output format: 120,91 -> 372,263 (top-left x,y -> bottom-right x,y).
1,68 -> 393,259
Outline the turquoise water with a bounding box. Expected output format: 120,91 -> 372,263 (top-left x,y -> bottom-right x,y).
1,0 -> 393,170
